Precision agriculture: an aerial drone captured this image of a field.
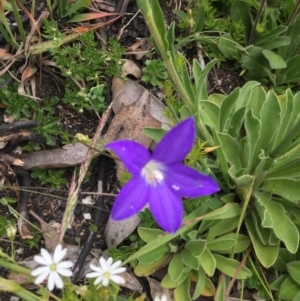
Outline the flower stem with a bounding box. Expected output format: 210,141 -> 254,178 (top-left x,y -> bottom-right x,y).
0,277 -> 41,301
137,0 -> 194,112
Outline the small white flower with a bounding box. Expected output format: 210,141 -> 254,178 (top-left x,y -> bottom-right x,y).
154,295 -> 168,301
86,257 -> 126,287
31,244 -> 73,291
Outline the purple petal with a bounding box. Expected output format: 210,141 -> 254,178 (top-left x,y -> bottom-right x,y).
105,141 -> 151,176
111,177 -> 148,220
165,164 -> 220,197
153,118 -> 195,164
148,184 -> 183,233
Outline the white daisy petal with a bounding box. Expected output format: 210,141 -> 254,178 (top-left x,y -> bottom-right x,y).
57,268 -> 73,277
102,277 -> 109,286
31,266 -> 50,276
53,272 -> 64,289
99,257 -> 109,270
111,267 -> 126,274
94,276 -> 103,286
106,257 -> 113,269
40,249 -> 53,265
57,261 -> 73,269
89,265 -> 103,273
34,270 -> 50,285
33,255 -> 49,266
54,246 -> 67,263
110,275 -> 125,284
47,273 -> 55,291
86,272 -> 102,278
110,260 -> 122,270
53,244 -> 62,261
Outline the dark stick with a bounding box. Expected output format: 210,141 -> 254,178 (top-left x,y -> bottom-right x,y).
0,120 -> 39,134
71,155 -> 106,283
248,0 -> 267,45
286,0 -> 300,26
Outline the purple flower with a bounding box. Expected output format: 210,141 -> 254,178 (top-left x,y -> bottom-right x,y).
105,117 -> 219,233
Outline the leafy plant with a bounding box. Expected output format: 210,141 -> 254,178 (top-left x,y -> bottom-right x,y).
141,59 -> 168,86
43,22 -> 124,112
130,0 -> 300,299
0,86 -> 38,120
31,168 -> 67,190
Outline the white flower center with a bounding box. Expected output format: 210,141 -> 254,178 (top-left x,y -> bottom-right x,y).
141,160 -> 164,186
50,263 -> 57,272
103,271 -> 111,279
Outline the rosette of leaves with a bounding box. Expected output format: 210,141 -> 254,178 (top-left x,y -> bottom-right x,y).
198,80 -> 300,299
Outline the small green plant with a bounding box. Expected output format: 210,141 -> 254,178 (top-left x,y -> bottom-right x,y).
31,168 -> 67,190
141,59 -> 168,86
43,21 -> 124,113
0,85 -> 39,120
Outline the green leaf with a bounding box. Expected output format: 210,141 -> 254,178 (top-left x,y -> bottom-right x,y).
168,253 -> 184,281
185,240 -> 206,257
206,216 -> 240,241
262,50 -> 287,69
134,253 -> 171,277
174,276 -> 191,301
218,34 -> 238,59
138,244 -> 170,264
181,249 -> 199,269
207,235 -> 236,251
250,90 -> 281,172
142,128 -> 166,143
218,88 -> 240,132
255,191 -> 299,253
124,204 -> 241,265
161,271 -> 188,289
198,100 -> 220,130
270,275 -> 288,291
227,106 -> 246,138
213,254 -> 252,279
64,0 -> 91,17
262,178 -> 300,203
230,0 -> 252,40
279,276 -> 300,300
273,248 -> 293,272
194,59 -> 218,101
138,228 -> 164,243
278,14 -> 300,60
288,261 -> 300,285
280,55 -> 300,84
241,47 -> 273,83
244,110 -> 260,172
218,133 -> 242,171
245,216 -> 279,268
211,234 -> 250,254
190,267 -> 205,299
254,26 -> 288,47
196,248 -> 216,277
235,81 -> 261,112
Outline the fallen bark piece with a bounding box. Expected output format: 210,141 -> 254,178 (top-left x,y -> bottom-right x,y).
21,142 -> 93,170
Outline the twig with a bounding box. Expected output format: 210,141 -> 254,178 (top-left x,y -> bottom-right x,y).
71,155 -> 106,282
59,103 -> 112,242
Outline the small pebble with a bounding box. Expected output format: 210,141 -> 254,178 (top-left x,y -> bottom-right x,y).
83,213 -> 91,220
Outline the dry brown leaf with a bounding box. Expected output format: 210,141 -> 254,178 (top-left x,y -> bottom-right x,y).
122,59 -> 142,78
147,278 -> 174,301
18,65 -> 37,96
30,210 -> 60,252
